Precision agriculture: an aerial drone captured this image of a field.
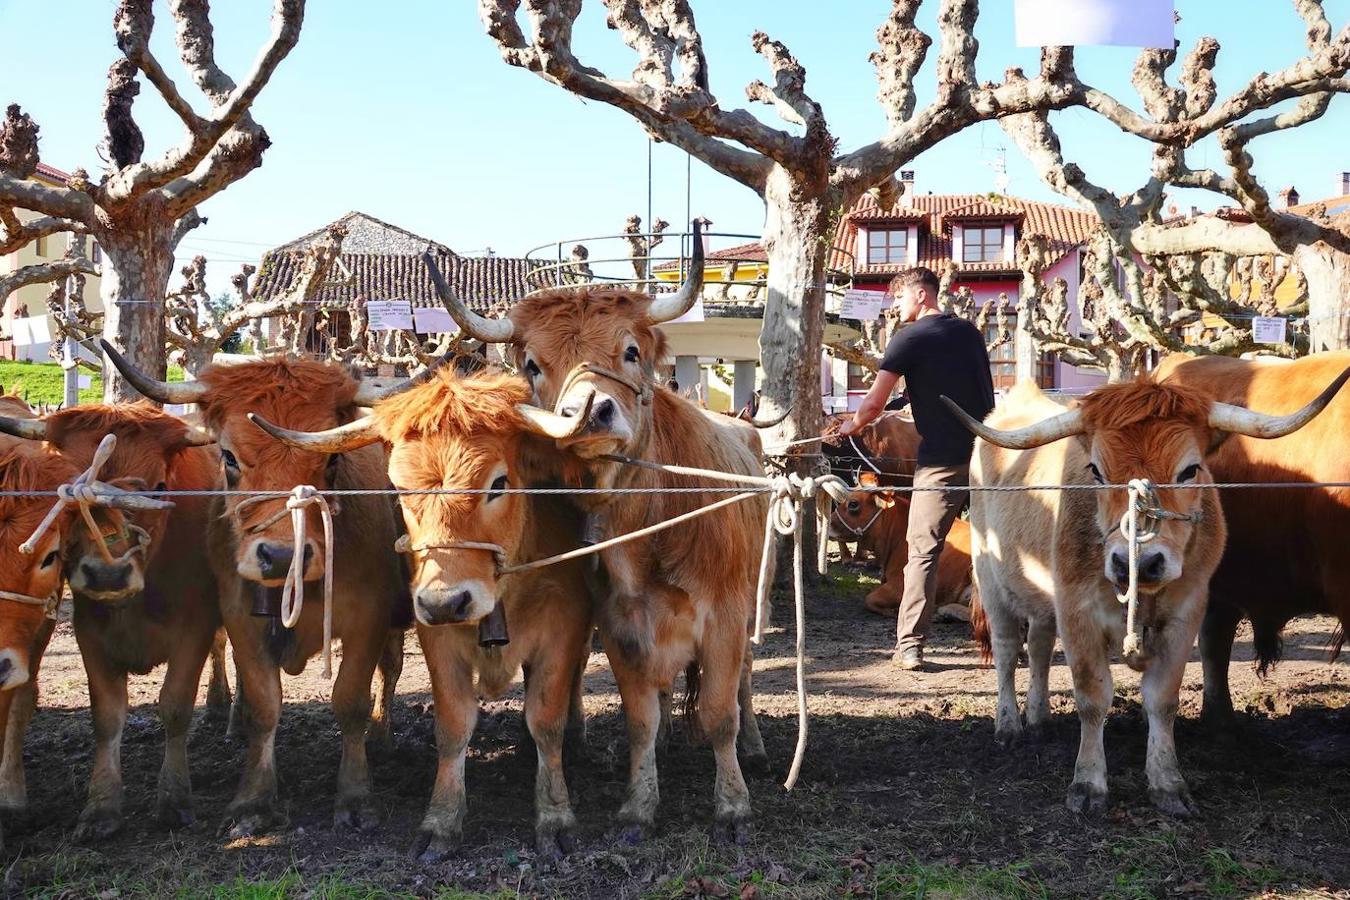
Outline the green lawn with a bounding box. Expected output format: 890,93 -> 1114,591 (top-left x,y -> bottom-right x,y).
0,359 -> 184,407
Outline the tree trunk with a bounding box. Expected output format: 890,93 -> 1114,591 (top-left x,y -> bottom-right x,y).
100,227 -> 175,402
758,167 -> 829,449
1295,242 -> 1350,353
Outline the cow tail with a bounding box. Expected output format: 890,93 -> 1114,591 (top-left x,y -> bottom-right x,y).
1253,623 -> 1284,678
681,661 -> 702,742
969,585 -> 993,666
1330,625 -> 1346,665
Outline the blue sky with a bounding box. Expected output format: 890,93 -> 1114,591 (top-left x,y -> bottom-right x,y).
2,1 -> 1348,296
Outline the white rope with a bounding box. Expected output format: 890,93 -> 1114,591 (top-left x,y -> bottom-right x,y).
235,485 -> 337,679
1117,478 -> 1198,661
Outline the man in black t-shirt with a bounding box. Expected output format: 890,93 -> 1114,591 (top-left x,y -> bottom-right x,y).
840,267 -> 994,671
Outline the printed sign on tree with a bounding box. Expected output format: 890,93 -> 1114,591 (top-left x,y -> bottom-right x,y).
366,300 -> 415,331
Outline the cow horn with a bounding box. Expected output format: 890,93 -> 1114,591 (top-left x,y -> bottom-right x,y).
648,219 -> 705,324
941,394 -> 1084,449
100,340 -> 208,405
0,415 -> 45,441
350,352 -> 453,407
423,251 -> 514,343
516,393 -> 595,440
1207,364 -> 1350,438
247,412 -> 382,454
747,405 -> 792,429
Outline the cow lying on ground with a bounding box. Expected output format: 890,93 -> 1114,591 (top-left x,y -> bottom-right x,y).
430,229 -> 768,843
951,373 -> 1348,815
821,411 -> 919,563
1156,352 -> 1350,720
102,346 -> 410,835
250,369 -> 595,859
0,404 -> 221,840
828,471 -> 973,617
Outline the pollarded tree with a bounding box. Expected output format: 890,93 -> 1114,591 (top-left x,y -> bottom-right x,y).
1001,1 -> 1350,362
0,1 -> 306,401
479,0 -> 1085,444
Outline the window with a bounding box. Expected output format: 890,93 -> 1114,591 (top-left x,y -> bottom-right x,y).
984,322 -> 1055,389
867,228 -> 908,265
34,234 -> 47,257
962,226 -> 1005,263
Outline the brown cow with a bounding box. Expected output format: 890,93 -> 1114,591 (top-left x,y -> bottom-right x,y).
432,233 -> 767,842
828,473 -> 973,617
952,375 -> 1347,816
0,444 -> 80,848
0,404 -> 221,839
1156,352 -> 1350,719
250,369 -> 596,858
822,411 -> 919,562
101,346 -> 411,835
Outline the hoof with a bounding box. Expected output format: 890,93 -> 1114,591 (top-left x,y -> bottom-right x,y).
156,798 -> 195,830
1066,781 -> 1107,816
993,725 -> 1024,749
221,802 -> 284,838
739,752 -> 771,777
712,817 -> 752,846
410,827 -> 460,863
1150,786 -> 1199,818
1023,721 -> 1049,744
536,824 -> 577,861
74,807 -> 123,843
334,795 -> 380,831
614,822 -> 647,846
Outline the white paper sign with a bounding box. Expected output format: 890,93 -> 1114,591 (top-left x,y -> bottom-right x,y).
9,315 -> 51,346
1015,0 -> 1174,48
412,306 -> 457,334
366,300 -> 414,331
77,374 -> 91,389
1252,316 -> 1288,345
840,289 -> 884,321
669,296 -> 704,324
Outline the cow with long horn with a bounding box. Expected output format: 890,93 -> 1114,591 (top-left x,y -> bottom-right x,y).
0,404 -> 223,840
250,368 -> 596,859
949,370 -> 1350,817
99,342 -> 411,836
425,221 -> 769,842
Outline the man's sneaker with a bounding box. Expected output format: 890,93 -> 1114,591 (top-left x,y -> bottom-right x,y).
894,646 -> 925,671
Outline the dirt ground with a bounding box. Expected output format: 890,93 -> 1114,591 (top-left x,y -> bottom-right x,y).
5,563 -> 1350,899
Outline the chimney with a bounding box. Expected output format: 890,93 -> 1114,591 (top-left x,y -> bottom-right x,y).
1341,171 -> 1350,197
899,170 -> 916,208
1189,206 -> 1201,219
1276,186 -> 1300,209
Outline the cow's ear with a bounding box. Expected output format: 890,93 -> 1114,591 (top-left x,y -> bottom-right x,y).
875,491 -> 895,509
858,470 -> 880,488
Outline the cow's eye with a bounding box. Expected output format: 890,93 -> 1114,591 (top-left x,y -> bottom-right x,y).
524,359 -> 540,379
221,449 -> 239,470
153,481 -> 167,494
40,549 -> 59,569
624,345 -> 640,363
487,474 -> 508,501
326,454 -> 340,478
1086,462 -> 1104,484
1177,463 -> 1202,483
846,501 -> 861,514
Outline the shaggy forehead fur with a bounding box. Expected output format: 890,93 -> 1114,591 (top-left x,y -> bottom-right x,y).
197,358 -> 359,472
1078,380 -> 1212,473
375,370 -> 533,520
0,445 -> 80,577
45,402 -> 189,474
508,287 -> 669,372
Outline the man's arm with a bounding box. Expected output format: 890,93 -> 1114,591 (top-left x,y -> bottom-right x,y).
839,369 -> 900,436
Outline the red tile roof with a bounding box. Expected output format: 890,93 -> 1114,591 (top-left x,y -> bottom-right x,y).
33,163 -> 71,185
650,239 -> 768,272
833,192 -> 1097,277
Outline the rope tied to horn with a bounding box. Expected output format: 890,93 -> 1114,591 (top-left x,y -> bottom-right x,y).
17,433 -> 172,618
1118,478 -> 1199,661
234,485 -> 337,678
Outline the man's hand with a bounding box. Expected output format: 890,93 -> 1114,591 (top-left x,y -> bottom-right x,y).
838,417 -> 861,436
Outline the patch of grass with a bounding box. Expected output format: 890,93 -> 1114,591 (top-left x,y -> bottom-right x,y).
872,859 -> 1045,899
0,359 -> 185,406
1201,848 -> 1283,897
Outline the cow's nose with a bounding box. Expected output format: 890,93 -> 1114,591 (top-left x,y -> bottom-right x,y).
0,657 -> 13,683
1138,550 -> 1167,584
1109,550 -> 1130,585
416,588 -> 475,624
79,559 -> 133,592
256,542 -> 296,580
590,397 -> 616,429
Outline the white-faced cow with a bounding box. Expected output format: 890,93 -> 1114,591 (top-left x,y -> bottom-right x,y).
430,229 -> 768,842
948,373 -> 1348,816
100,345 -> 410,835
250,368 -> 597,859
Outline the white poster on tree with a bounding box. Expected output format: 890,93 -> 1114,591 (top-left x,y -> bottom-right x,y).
840,289 -> 884,321
1252,316 -> 1288,345
1015,0 -> 1174,48
366,300 -> 415,331
412,306 -> 456,334
9,315 -> 51,346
